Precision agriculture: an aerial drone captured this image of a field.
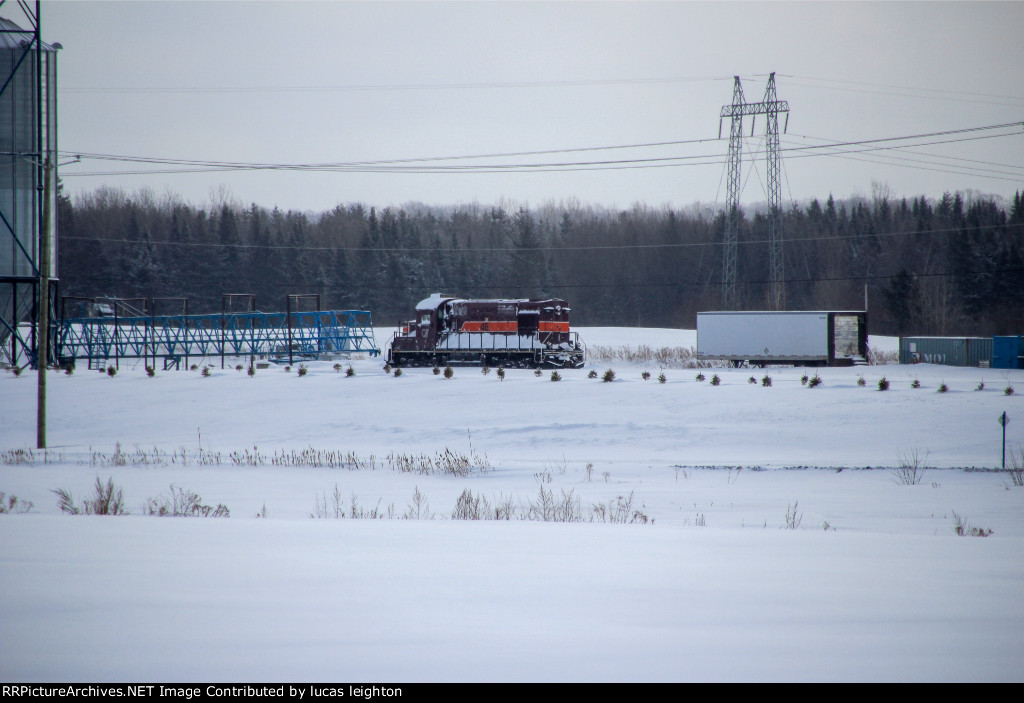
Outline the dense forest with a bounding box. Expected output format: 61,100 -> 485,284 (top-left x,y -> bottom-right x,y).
56,185 -> 1024,336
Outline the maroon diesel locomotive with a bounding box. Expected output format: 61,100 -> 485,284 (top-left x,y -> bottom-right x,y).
387,293 -> 586,368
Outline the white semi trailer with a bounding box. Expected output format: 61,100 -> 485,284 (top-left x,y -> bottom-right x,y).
696,311 -> 868,367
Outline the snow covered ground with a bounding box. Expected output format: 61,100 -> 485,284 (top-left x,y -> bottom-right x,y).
1,327 -> 1022,682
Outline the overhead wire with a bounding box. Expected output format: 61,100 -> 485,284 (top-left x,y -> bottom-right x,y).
64,266 -> 1024,291
61,74 -> 739,94
781,74 -> 1024,108
58,122 -> 1024,180
60,221 -> 1024,253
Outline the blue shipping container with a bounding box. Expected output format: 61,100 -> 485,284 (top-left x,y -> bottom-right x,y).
992,336 -> 1024,369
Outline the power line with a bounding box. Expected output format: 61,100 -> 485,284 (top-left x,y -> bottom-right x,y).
781,133 -> 1024,182
63,266 -> 1024,290
61,75 -> 739,95
60,221 -> 1024,253
63,72 -> 1024,108
58,121 -> 1024,178
778,133 -> 1024,176
783,74 -> 1024,108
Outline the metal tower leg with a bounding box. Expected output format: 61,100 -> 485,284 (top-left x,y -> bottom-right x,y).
722,76 -> 745,311
763,73 -> 785,310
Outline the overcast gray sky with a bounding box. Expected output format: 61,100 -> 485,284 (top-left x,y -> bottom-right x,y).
17,0 -> 1024,212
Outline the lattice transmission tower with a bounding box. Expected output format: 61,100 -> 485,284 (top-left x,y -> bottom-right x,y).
718,72 -> 789,310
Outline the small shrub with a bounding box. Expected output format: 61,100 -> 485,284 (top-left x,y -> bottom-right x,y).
247,364 -> 255,377
451,488 -> 484,520
255,503 -> 269,519
588,369 -> 598,379
382,363 -> 391,374
747,375 -> 756,384
783,501 -> 803,529
64,364 -> 74,376
405,486 -> 434,520
800,374 -> 808,386
695,372 -> 706,382
11,366 -> 22,376
346,365 -> 355,377
643,371 -> 652,381
190,364 -> 198,371
911,378 -> 921,389
146,366 -> 155,377
443,365 -> 454,379
894,449 -> 927,485
710,374 -> 720,386
857,375 -> 866,387
333,363 -> 343,372
550,370 -> 562,382
534,367 -> 543,377
0,493 -> 32,514
393,367 -> 402,377
496,367 -> 505,381
937,381 -> 948,393
145,485 -> 230,518
449,488 -> 514,521
235,364 -> 244,372
432,365 -> 441,375
602,369 -> 615,383
808,374 -> 822,388
975,380 -> 984,391
952,511 -> 992,537
1007,445 -> 1024,487
107,366 -> 117,377
878,376 -> 890,391
590,492 -> 650,524
761,374 -> 772,387
202,366 -> 212,377
481,365 -> 491,376
526,485 -> 583,523
1005,385 -> 1015,396
658,372 -> 667,384
53,476 -> 129,516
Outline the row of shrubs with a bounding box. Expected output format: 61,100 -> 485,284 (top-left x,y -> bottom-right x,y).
311,484 -> 651,524
18,360 -> 1019,398
45,477 -> 231,517
5,476 -> 652,524
1,442 -> 491,477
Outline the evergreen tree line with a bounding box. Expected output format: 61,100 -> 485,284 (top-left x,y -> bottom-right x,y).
56,185 -> 1024,336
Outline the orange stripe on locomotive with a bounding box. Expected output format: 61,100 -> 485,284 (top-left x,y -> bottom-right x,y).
539,321 -> 569,333
460,321 -> 519,333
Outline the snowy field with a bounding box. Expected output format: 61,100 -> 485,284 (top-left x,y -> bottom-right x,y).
1,327 -> 1023,682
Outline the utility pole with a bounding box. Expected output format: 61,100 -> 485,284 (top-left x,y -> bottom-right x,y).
718,73 -> 790,310
37,158 -> 51,449
35,0 -> 52,449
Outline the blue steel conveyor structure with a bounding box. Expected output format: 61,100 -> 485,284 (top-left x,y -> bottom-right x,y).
57,309 -> 380,369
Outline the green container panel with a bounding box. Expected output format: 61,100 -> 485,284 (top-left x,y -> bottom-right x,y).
899,337 -> 993,367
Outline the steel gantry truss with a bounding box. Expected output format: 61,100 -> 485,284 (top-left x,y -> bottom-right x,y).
56,308 -> 381,370
718,72 -> 790,310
